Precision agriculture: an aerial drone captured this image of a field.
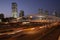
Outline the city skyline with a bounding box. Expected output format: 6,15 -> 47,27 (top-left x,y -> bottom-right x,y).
0,0 -> 60,17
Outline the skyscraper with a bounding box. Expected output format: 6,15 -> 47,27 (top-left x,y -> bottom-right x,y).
45,10 -> 49,15
12,2 -> 18,18
38,8 -> 43,14
0,13 -> 4,22
19,10 -> 24,17
0,13 -> 4,19
52,10 -> 57,16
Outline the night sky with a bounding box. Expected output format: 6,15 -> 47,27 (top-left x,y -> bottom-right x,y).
0,0 -> 60,17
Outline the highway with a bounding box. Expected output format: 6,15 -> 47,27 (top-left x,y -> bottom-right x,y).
8,22 -> 60,40
0,21 -> 60,40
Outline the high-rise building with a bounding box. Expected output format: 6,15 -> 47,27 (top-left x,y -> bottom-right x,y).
0,13 -> 4,19
19,10 -> 24,17
45,10 -> 49,15
38,8 -> 43,14
52,10 -> 57,16
12,2 -> 18,18
0,13 -> 4,22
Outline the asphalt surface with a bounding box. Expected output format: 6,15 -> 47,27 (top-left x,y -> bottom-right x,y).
0,22 -> 60,40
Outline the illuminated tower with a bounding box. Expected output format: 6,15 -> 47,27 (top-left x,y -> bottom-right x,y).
45,10 -> 49,15
19,10 -> 24,17
38,8 -> 43,14
12,2 -> 18,18
52,10 -> 57,16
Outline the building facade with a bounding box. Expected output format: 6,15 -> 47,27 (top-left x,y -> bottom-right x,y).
0,13 -> 4,22
19,10 -> 24,17
52,10 -> 58,17
38,8 -> 43,14
45,10 -> 49,15
12,2 -> 18,18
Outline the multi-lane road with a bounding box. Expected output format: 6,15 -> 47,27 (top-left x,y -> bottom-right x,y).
0,20 -> 60,40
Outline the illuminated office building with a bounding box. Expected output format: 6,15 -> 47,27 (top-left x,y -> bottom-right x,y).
45,10 -> 49,15
0,13 -> 4,22
19,10 -> 24,17
52,10 -> 57,16
38,8 -> 43,14
12,2 -> 18,18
